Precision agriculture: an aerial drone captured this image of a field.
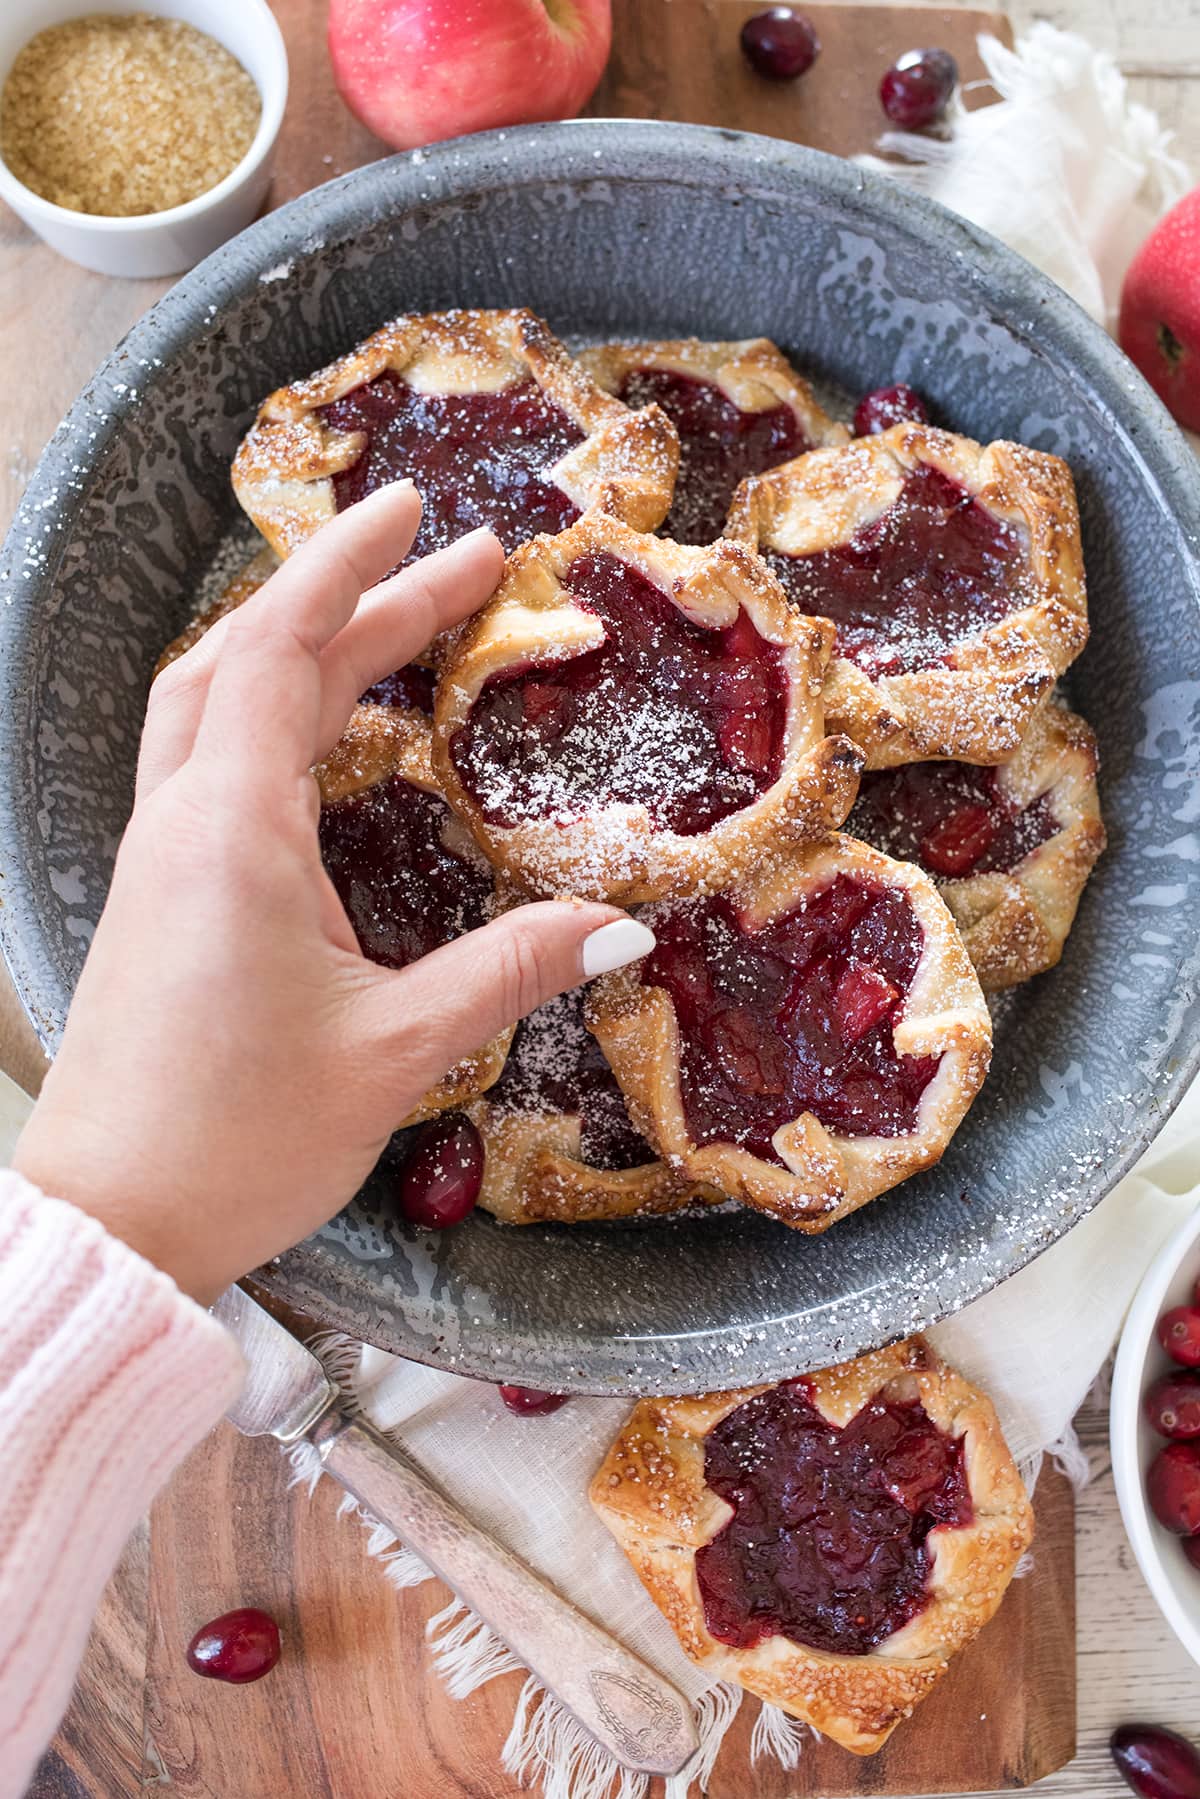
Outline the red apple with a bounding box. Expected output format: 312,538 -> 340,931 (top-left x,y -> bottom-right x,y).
1119,186 -> 1200,434
328,0 -> 612,152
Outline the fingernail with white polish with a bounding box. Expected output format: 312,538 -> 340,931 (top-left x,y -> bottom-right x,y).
581,917 -> 657,978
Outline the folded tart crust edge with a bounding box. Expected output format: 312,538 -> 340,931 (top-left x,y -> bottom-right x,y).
231,307 -> 681,559
723,422 -> 1089,769
431,510 -> 865,905
588,1335 -> 1034,1755
578,335 -> 851,449
926,700 -> 1105,991
467,1094 -> 723,1224
587,833 -> 992,1231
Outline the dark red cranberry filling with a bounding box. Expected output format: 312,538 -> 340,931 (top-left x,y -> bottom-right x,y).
617,366 -> 809,545
320,773 -> 492,970
487,987 -> 653,1172
849,761 -> 1058,879
359,662 -> 437,714
641,877 -> 939,1155
763,463 -> 1026,679
319,372 -> 584,563
450,551 -> 787,837
696,1379 -> 973,1656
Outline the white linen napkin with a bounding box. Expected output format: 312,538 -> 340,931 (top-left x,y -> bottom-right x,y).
289,1106 -> 1200,1799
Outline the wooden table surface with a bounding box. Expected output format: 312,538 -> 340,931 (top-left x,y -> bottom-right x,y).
3,0 -> 1200,1795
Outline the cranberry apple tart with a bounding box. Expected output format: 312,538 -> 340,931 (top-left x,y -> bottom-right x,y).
316,703 -> 514,1124
467,988 -> 716,1224
848,700 -> 1106,990
724,423 -> 1088,768
433,511 -> 863,904
232,308 -> 680,562
590,1336 -> 1033,1754
588,835 -> 991,1230
579,337 -> 848,545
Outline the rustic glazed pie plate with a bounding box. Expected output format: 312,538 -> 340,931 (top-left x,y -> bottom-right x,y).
1,122 -> 1198,1392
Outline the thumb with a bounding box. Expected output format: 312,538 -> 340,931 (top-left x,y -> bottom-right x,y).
356,901 -> 656,1100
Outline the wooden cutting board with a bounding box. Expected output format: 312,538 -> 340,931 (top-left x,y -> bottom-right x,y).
14,0 -> 1075,1794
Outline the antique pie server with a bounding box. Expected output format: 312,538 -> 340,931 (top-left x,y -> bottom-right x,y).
214,1285 -> 699,1777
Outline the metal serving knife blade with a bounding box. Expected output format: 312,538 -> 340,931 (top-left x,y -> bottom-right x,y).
214,1286 -> 699,1778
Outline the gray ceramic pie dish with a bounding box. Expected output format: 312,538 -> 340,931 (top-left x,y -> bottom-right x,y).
1,121 -> 1199,1394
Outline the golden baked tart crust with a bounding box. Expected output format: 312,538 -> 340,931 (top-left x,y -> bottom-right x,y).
590,1336 -> 1033,1755
847,699 -> 1106,991
467,986 -> 720,1225
723,423 -> 1088,769
578,336 -> 849,543
231,307 -> 681,561
316,701 -> 514,1126
432,510 -> 863,904
587,833 -> 992,1232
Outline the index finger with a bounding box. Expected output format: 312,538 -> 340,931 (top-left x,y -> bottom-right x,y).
176,482 -> 423,786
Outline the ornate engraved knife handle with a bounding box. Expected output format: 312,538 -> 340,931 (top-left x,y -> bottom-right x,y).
311,1410 -> 698,1776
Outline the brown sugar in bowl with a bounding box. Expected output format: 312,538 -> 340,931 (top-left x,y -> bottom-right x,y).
0,0 -> 287,276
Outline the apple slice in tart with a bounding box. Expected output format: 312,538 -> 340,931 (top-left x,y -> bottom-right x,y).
587,833 -> 991,1231
232,308 -> 680,563
579,336 -> 848,544
723,423 -> 1088,768
846,699 -> 1106,990
590,1336 -> 1033,1755
432,511 -> 863,904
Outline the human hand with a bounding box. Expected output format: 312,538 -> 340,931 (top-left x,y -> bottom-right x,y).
13,484 -> 652,1303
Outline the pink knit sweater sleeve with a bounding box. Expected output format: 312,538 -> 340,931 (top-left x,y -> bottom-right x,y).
0,1169 -> 244,1797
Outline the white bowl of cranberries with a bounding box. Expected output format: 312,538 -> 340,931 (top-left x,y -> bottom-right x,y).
1112,1201 -> 1200,1671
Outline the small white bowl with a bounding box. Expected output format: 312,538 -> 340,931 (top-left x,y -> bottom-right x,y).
1111,1197 -> 1200,1668
0,0 -> 287,277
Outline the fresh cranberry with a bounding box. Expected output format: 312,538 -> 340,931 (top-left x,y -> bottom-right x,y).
739,8 -> 819,80
1183,1536 -> 1200,1573
186,1608 -> 281,1684
853,383 -> 930,437
1110,1724 -> 1200,1798
498,1385 -> 569,1415
1145,1373 -> 1200,1440
398,1114 -> 484,1229
1157,1307 -> 1200,1368
879,49 -> 959,130
1147,1442 -> 1200,1534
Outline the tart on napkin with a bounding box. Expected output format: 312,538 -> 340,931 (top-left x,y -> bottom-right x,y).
723,422 -> 1089,768
587,835 -> 991,1231
232,307 -> 680,561
590,1336 -> 1034,1754
432,510 -> 863,903
578,335 -> 848,545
